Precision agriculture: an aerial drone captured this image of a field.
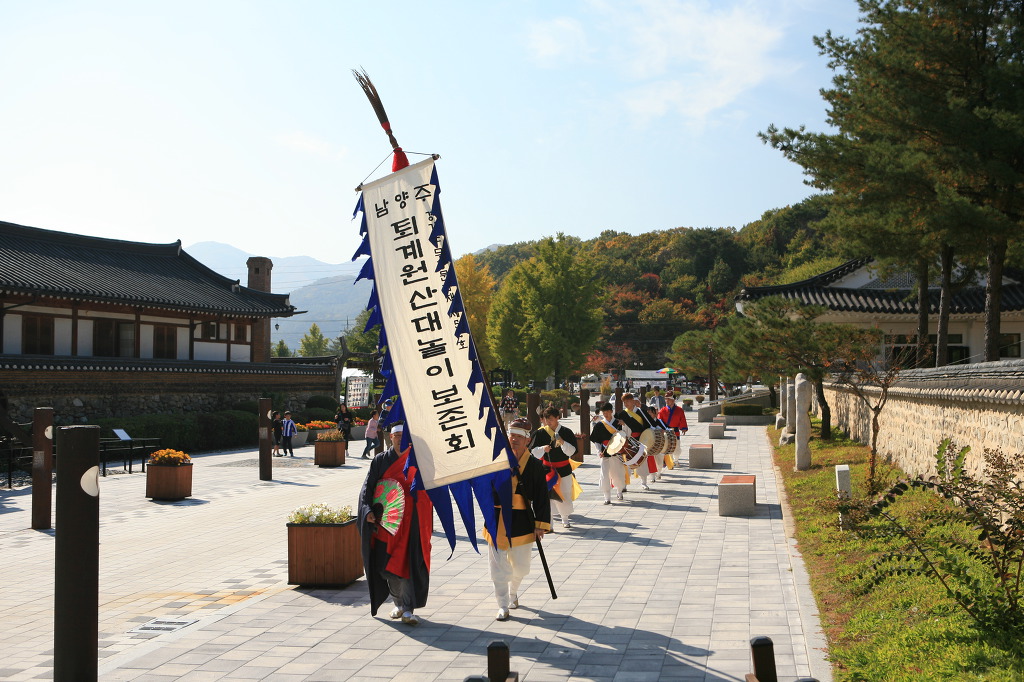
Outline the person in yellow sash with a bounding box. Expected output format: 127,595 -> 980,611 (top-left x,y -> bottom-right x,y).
529,406 -> 582,529
616,392 -> 658,489
589,402 -> 627,503
485,417 -> 552,622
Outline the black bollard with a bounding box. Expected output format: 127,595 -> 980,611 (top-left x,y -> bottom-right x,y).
577,388 -> 591,463
614,385 -> 623,415
750,635 -> 778,682
526,392 -> 540,431
31,407 -> 54,530
258,398 -> 272,481
54,425 -> 100,681
487,640 -> 510,682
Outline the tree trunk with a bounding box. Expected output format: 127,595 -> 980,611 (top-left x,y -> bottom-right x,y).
916,257 -> 930,368
708,348 -> 718,401
768,384 -> 778,409
935,244 -> 954,368
814,378 -> 831,440
984,237 -> 1007,362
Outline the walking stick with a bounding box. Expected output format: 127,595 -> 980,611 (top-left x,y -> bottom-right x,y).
535,533 -> 558,600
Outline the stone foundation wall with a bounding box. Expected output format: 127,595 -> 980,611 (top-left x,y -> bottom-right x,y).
819,359 -> 1024,479
1,360 -> 337,425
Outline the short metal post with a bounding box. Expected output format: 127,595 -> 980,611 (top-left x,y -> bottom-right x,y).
750,636 -> 777,682
487,640 -> 510,682
259,398 -> 272,481
31,407 -> 54,530
54,425 -> 100,681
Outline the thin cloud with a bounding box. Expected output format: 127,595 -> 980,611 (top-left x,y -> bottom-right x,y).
526,17 -> 591,66
275,131 -> 345,158
542,0 -> 798,125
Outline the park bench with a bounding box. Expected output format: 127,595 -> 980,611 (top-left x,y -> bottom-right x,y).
97,429 -> 161,476
688,443 -> 714,468
718,474 -> 756,516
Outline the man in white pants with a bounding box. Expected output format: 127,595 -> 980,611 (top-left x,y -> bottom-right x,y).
484,417 -> 551,621
589,402 -> 627,503
529,407 -> 579,528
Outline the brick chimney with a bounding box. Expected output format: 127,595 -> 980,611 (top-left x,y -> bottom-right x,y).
247,257 -> 273,362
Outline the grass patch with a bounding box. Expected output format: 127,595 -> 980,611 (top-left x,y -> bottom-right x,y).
771,423 -> 1024,681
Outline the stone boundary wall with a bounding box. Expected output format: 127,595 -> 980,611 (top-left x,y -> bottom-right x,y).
1,361 -> 337,424
820,359 -> 1024,479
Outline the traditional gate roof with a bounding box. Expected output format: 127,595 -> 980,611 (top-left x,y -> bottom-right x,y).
0,220 -> 296,317
736,259 -> 1024,316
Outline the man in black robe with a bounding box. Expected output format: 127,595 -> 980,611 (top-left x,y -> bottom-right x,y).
358,423 -> 431,625
485,417 -> 551,621
529,406 -> 579,528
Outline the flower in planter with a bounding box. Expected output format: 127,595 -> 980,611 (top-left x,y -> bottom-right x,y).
305,420 -> 337,430
352,418 -> 367,426
295,423 -> 309,432
288,503 -> 353,524
148,449 -> 191,466
315,428 -> 347,442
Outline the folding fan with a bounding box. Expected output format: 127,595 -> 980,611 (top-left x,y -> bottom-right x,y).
372,478 -> 406,536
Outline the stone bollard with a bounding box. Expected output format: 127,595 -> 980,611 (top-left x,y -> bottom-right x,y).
786,379 -> 796,436
776,377 -> 787,429
794,373 -> 811,471
836,464 -> 852,530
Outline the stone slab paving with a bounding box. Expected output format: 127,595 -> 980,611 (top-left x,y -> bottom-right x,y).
1,413 -> 831,681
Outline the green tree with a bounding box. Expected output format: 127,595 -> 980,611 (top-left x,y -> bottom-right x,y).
730,296 -> 880,440
271,339 -> 293,358
453,253 -> 498,371
333,309 -> 380,356
667,329 -> 725,400
298,322 -> 330,357
487,234 -> 604,386
763,0 -> 1024,363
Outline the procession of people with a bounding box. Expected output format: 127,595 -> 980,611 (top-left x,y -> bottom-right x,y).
358,385 -> 691,624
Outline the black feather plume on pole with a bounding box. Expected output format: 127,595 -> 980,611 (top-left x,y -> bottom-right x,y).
353,67 -> 408,170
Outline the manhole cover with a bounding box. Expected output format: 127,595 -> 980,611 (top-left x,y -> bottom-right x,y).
129,617 -> 198,634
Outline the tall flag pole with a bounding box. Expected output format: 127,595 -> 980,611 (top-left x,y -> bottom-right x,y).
351,70 -> 515,553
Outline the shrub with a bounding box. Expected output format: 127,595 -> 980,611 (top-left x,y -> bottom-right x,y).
694,395 -> 705,404
316,428 -> 347,442
228,400 -> 259,414
306,395 -> 339,411
197,410 -> 258,451
722,404 -> 764,416
303,407 -> 336,422
95,414 -> 200,453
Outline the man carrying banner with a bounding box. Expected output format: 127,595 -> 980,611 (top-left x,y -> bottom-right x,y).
616,393 -> 658,489
485,417 -> 551,621
590,402 -> 627,504
529,407 -> 580,529
358,423 -> 432,625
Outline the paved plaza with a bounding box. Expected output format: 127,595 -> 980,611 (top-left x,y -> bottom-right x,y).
1,411 -> 831,681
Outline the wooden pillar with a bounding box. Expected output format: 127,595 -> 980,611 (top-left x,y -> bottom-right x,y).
31,407 -> 54,530
259,398 -> 272,481
575,389 -> 590,463
614,386 -> 623,415
54,426 -> 100,681
526,392 -> 541,432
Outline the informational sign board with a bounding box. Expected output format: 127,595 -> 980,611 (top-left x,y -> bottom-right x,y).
345,375 -> 371,408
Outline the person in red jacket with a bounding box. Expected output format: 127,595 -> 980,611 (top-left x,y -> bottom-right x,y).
658,393 -> 689,436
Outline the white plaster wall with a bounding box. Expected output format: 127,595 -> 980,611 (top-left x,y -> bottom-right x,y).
4,313 -> 21,353
139,325 -> 154,359
54,318 -> 72,355
230,344 -> 249,362
78,319 -> 94,356
194,341 -> 226,361
177,328 -> 190,360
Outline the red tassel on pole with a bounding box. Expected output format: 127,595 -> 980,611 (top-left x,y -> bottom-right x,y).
355,69 -> 410,172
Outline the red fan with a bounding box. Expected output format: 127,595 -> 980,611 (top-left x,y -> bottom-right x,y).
373,478 -> 406,536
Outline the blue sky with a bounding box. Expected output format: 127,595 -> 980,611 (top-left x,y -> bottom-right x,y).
1,0 -> 862,270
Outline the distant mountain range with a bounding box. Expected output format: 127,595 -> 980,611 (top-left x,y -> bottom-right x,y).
185,240 -> 508,351
185,241 -> 371,350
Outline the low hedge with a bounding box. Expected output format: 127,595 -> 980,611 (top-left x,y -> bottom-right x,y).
93,409 -> 258,453
722,403 -> 766,416
306,395 -> 339,411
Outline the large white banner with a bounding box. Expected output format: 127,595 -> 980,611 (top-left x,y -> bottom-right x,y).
359,158 -> 507,488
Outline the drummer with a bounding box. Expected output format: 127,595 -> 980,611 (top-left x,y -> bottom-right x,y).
616,393 -> 659,489
529,407 -> 580,529
589,402 -> 627,504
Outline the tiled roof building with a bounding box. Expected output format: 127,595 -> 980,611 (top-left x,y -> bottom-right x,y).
736,259 -> 1024,364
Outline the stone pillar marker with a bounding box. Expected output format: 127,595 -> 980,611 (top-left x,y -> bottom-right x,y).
794,373 -> 811,471
835,464 -> 852,498
576,389 -> 591,463
776,377 -> 787,429
786,379 -> 797,436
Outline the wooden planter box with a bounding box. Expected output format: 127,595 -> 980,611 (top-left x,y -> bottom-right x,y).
287,520 -> 363,586
146,463 -> 193,501
314,441 -> 347,467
